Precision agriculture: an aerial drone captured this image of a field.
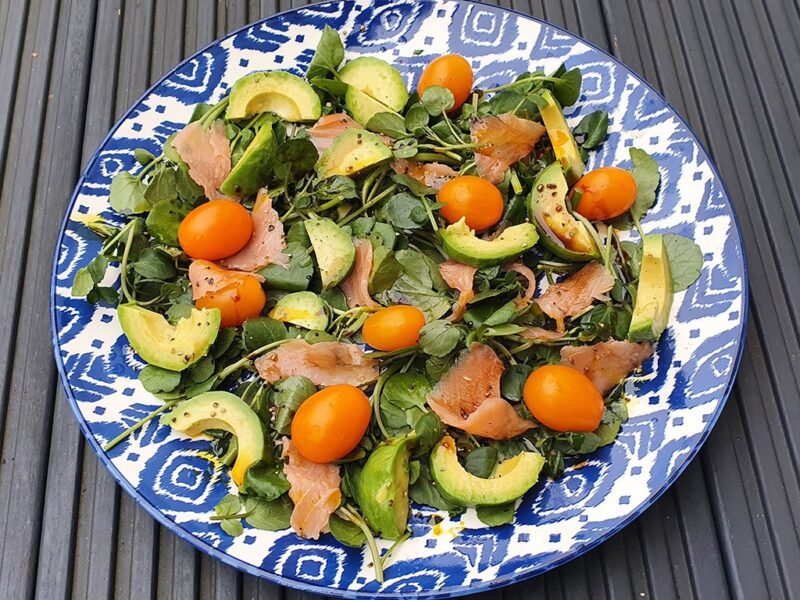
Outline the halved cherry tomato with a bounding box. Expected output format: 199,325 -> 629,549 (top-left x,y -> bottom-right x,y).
179,200 -> 253,260
291,384 -> 371,463
195,275 -> 265,327
523,364 -> 604,432
418,54 -> 474,111
437,175 -> 503,230
573,167 -> 638,221
362,305 -> 426,351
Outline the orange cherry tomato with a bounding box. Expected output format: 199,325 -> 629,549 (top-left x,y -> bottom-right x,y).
178,200 -> 253,260
291,384 -> 371,463
195,274 -> 266,327
362,305 -> 426,351
437,175 -> 504,230
523,365 -> 604,432
418,54 -> 474,111
573,167 -> 638,221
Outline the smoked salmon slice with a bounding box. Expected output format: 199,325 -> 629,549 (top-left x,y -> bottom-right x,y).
471,113 -> 545,184
535,262 -> 614,331
561,340 -> 654,394
439,260 -> 477,322
340,239 -> 379,309
255,339 -> 379,387
390,159 -> 458,191
188,259 -> 263,300
172,120 -> 231,199
505,262 -> 537,306
307,113 -> 361,153
428,343 -> 536,440
281,438 -> 341,540
221,189 -> 288,272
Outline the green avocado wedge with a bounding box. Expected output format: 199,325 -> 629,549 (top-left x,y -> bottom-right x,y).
339,56 -> 409,112
161,391 -> 264,487
219,123 -> 277,197
430,435 -> 544,506
529,162 -> 600,261
439,219 -> 538,267
269,291 -> 328,330
628,234 -> 673,341
305,218 -> 356,289
227,71 -> 321,122
315,128 -> 392,180
539,89 -> 584,185
356,436 -> 412,540
118,304 -> 220,372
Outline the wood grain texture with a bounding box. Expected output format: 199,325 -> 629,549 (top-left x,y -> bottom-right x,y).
0,1 -> 797,599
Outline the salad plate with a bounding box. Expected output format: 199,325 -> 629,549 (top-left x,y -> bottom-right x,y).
51,0 -> 747,597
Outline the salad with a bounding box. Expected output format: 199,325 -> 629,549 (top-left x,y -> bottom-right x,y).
71,27 -> 703,581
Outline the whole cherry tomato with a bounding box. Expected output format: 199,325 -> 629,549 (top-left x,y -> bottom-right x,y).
179,200 -> 253,260
417,54 -> 474,111
362,305 -> 426,351
573,167 -> 638,221
523,364 -> 604,432
437,175 -> 504,230
195,272 -> 266,327
291,384 -> 371,463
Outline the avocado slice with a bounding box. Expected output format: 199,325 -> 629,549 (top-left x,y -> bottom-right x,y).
345,86 -> 401,128
339,56 -> 409,113
628,234 -> 673,342
316,128 -> 392,180
305,218 -> 356,289
356,436 -> 411,540
118,304 -> 220,372
439,219 -> 538,268
269,291 -> 328,330
227,71 -> 322,122
161,391 -> 264,486
430,435 -> 544,506
219,123 -> 277,197
529,162 -> 599,261
539,90 -> 584,185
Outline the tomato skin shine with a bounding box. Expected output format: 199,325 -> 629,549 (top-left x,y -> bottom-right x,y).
573,167 -> 638,221
362,305 -> 426,351
291,384 -> 371,463
437,176 -> 504,231
195,275 -> 265,327
417,54 -> 474,110
179,200 -> 253,260
523,365 -> 604,432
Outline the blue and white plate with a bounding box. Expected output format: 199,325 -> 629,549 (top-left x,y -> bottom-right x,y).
51,1 -> 747,597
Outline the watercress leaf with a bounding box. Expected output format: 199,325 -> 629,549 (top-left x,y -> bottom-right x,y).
578,304 -> 632,341
476,502 -> 515,526
304,330 -> 336,344
242,317 -> 288,352
185,375 -> 218,398
220,518 -> 244,537
244,495 -> 294,531
391,172 -> 435,196
274,139 -> 319,183
163,134 -> 180,163
553,67 -> 582,107
413,411 -> 443,455
259,243 -> 314,291
500,364 -> 533,402
596,408 -> 622,446
501,195 -> 528,227
231,127 -> 255,166
392,137 -> 418,159
311,77 -> 349,97
409,459 -> 421,484
307,25 -> 344,80
145,197 -> 191,246
484,323 -> 526,336
366,112 -> 407,138
273,376 -> 317,435
328,513 -> 366,547
87,286 -> 119,305
134,148 -> 156,166
368,246 -> 402,294
380,372 -> 432,433
572,110 -> 608,149
620,240 -> 642,279
380,250 -> 450,319
419,320 -> 463,357
350,217 -> 376,237
214,493 -> 241,517
465,446 -> 498,479
425,353 -> 455,382
489,90 -> 539,119
71,268 -> 94,298
379,192 -> 428,230
242,461 -> 291,500
629,148 -> 660,222
286,221 -> 311,248
138,364 -> 182,393
369,222 -> 397,249
143,167 -> 177,205
166,303 -> 193,324
321,288 -> 348,312
421,86 -> 455,116
316,175 -> 358,201
190,102 -> 214,123
404,103 -> 430,133
483,301 -> 517,327
189,354 -> 215,383
131,248 -> 176,280
109,171 -> 150,215
663,233 -> 703,292
175,161 -> 204,204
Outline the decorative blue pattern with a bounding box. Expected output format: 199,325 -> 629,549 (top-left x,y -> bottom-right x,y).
50,1 -> 747,598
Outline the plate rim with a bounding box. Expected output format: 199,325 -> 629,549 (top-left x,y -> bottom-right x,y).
50,1 -> 750,597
